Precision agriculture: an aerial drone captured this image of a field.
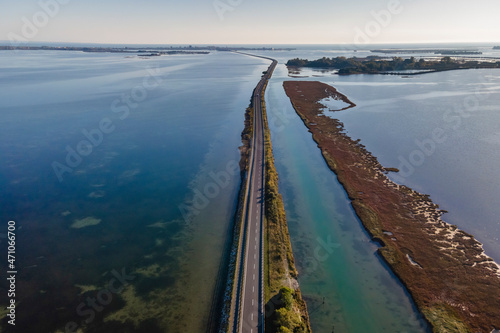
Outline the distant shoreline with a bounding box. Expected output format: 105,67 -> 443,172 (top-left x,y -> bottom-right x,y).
286,55 -> 500,75
0,45 -> 295,54
371,48 -> 484,55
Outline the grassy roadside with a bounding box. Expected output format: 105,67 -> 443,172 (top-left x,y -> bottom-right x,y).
260,82 -> 312,333
223,64 -> 312,333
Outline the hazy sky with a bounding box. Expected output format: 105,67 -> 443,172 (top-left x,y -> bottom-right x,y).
1,0 -> 499,45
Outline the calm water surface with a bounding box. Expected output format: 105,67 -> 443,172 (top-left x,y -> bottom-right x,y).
0,50 -> 269,332
258,46 -> 500,331
255,49 -> 500,263
330,69 -> 500,262
266,63 -> 428,333
1,45 -> 498,333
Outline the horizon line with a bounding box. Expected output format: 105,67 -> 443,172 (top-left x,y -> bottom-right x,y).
1,41 -> 499,47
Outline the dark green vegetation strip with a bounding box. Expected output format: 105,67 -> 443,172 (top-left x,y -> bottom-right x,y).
286,56 -> 500,75
260,81 -> 312,333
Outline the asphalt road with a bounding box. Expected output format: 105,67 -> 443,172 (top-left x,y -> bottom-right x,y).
236,55 -> 277,333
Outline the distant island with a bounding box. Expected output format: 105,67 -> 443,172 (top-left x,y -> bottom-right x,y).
0,45 -> 210,55
371,48 -> 482,55
494,46 -> 500,50
0,45 -> 295,53
436,50 -> 482,55
286,56 -> 500,75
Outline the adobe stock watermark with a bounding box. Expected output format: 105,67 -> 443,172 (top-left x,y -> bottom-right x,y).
238,236 -> 339,331
7,0 -> 71,46
51,66 -> 164,182
179,160 -> 240,221
353,0 -> 407,45
392,77 -> 492,183
64,267 -> 135,333
213,0 -> 243,21
177,105 -> 296,222
268,106 -> 297,134
300,236 -> 340,278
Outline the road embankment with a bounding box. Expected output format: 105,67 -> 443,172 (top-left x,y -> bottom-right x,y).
218,56 -> 311,333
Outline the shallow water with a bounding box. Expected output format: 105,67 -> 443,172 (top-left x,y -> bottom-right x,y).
265,63 -> 428,333
260,51 -> 500,330
329,69 -> 500,263
0,50 -> 269,332
2,45 -> 498,332
254,46 -> 500,261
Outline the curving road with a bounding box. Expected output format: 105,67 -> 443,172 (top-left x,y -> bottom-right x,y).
234,54 -> 277,333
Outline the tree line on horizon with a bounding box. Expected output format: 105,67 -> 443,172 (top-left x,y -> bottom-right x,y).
286,56 -> 500,74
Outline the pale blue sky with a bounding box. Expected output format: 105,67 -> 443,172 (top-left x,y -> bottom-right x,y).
1,0 -> 499,44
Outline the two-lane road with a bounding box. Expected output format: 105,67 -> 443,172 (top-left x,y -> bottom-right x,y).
235,55 -> 277,333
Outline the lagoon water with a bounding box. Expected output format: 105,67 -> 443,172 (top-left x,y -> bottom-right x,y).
265,63 -> 428,332
0,50 -> 269,332
330,70 -> 500,263
1,45 -> 499,332
265,61 -> 500,263
255,46 -> 500,331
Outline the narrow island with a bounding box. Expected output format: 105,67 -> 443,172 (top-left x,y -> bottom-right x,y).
283,81 -> 500,333
286,56 -> 500,75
